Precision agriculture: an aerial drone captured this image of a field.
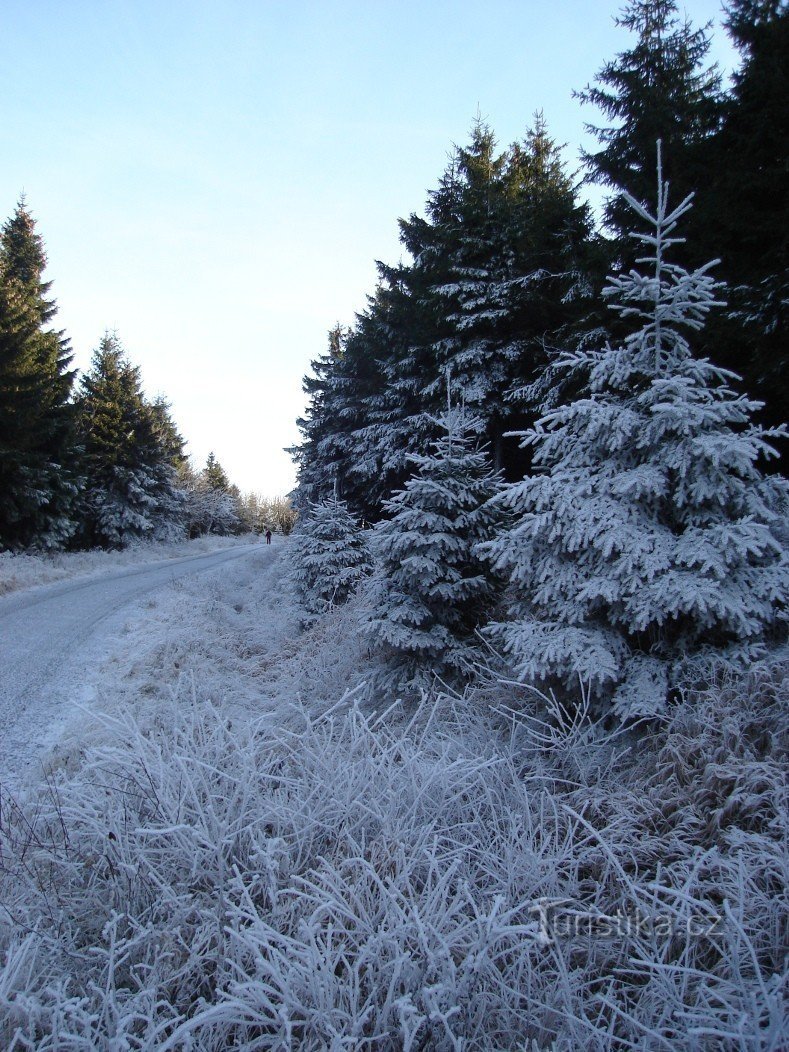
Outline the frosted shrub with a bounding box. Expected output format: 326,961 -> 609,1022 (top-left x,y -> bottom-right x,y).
484,145 -> 788,718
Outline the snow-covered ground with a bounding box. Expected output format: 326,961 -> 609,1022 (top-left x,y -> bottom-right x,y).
0,533 -> 257,599
0,540 -> 266,787
0,539 -> 786,1049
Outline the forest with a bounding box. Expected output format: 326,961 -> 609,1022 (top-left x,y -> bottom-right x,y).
0,0 -> 787,1048
295,1 -> 786,515
289,0 -> 787,718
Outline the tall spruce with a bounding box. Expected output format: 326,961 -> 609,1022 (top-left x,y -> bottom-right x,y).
76,332 -> 185,547
697,0 -> 788,449
0,199 -> 80,549
578,0 -> 722,261
292,325 -> 362,512
293,119 -> 600,518
294,271 -> 441,521
426,117 -> 602,475
483,147 -> 788,719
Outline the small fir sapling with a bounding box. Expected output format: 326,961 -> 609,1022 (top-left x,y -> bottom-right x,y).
364,399 -> 503,692
289,497 -> 372,623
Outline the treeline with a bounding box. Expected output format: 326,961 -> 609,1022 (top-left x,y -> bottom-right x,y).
290,0 -> 788,717
294,0 -> 787,517
0,203 -> 295,550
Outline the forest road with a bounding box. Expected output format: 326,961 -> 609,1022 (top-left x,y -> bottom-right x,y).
0,543 -> 264,788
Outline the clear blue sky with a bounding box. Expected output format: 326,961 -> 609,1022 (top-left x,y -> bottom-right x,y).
1,1 -> 737,495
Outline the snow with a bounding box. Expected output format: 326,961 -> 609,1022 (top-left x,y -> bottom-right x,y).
0,533 -> 255,599
0,152 -> 787,1039
0,548 -> 786,1048
0,539 -> 265,787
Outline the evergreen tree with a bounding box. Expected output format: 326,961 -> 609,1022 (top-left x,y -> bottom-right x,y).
292,129 -> 495,521
202,451 -> 231,492
578,0 -> 722,259
292,119 -> 600,518
289,498 -> 372,624
426,116 -> 602,475
0,198 -> 80,549
143,396 -> 188,541
183,452 -> 241,536
149,395 -> 187,472
291,325 -> 363,512
76,332 -> 185,547
698,0 -> 788,448
483,148 -> 787,719
344,271 -> 443,516
364,405 -> 503,692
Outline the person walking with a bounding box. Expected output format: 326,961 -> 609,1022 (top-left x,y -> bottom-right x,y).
265,529 -> 272,545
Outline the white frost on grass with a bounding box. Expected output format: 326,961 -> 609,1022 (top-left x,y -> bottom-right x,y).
0,534 -> 258,599
41,542 -> 370,776
0,541 -> 786,1049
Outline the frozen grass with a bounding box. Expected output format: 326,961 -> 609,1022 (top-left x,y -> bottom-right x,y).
0,534 -> 257,599
30,541 -> 297,785
0,555 -> 786,1049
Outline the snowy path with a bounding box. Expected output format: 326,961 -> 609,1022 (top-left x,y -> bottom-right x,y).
0,542 -> 265,787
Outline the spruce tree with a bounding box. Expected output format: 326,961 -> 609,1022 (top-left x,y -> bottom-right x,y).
149,396 -> 187,473
428,117 -> 602,475
364,406 -> 503,692
202,451 -> 231,492
698,0 -> 788,451
291,325 -> 364,512
143,396 -> 188,541
483,147 -> 787,719
0,199 -> 80,549
292,119 -> 601,519
76,333 -> 185,547
183,452 -> 241,536
289,498 -> 372,624
578,0 -> 722,260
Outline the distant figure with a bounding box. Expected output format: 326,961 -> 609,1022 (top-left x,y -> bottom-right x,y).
265,529 -> 272,545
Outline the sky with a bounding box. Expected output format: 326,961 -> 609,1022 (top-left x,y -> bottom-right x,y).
1,1 -> 739,496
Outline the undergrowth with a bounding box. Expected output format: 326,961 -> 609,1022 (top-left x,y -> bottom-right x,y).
1,658 -> 786,1049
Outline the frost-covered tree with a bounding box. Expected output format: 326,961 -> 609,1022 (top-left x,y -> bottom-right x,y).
185,484 -> 240,537
0,198 -> 81,550
237,492 -> 298,536
483,146 -> 788,719
290,323 -> 379,515
76,333 -> 186,548
292,120 -> 601,520
181,452 -> 243,537
268,495 -> 298,535
289,497 -> 372,623
427,117 -> 602,475
181,462 -> 239,538
364,407 -> 503,691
